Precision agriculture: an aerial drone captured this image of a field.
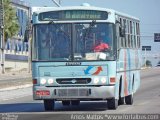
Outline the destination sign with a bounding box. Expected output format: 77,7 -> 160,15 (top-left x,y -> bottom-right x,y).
38,10 -> 108,21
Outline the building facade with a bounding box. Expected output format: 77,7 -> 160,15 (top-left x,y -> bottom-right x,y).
5,0 -> 30,53
0,0 -> 30,72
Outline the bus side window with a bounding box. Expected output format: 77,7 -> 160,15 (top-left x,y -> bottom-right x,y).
116,20 -> 121,49
126,20 -> 131,48
136,22 -> 140,48
132,22 -> 136,48
134,22 -> 137,48
129,21 -> 133,48
119,22 -> 125,38
119,18 -> 124,48
123,19 -> 127,48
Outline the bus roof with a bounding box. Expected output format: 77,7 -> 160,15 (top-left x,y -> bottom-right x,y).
31,6 -> 112,14
115,11 -> 140,21
31,5 -> 139,21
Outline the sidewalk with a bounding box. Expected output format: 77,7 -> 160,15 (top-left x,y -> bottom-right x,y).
0,71 -> 32,91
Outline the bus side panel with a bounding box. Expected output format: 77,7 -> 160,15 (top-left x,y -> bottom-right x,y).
132,49 -> 141,93
117,49 -> 141,98
115,73 -> 122,99
133,70 -> 141,93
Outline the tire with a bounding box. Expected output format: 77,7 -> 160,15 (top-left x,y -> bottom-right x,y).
118,97 -> 125,105
107,98 -> 118,110
125,94 -> 133,105
44,99 -> 55,111
62,100 -> 70,106
71,100 -> 80,106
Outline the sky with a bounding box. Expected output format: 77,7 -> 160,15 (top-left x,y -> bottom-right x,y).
23,0 -> 160,37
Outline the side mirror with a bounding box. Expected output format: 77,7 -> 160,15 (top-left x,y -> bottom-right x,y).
119,26 -> 125,37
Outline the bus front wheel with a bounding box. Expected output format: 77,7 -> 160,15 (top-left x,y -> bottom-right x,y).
118,97 -> 124,105
107,98 -> 118,110
44,99 -> 55,111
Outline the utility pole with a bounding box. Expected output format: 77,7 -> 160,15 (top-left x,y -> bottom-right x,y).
51,0 -> 61,7
58,0 -> 61,5
0,0 -> 5,74
27,7 -> 31,73
144,48 -> 147,68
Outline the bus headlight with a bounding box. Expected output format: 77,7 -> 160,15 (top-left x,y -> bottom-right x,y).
48,78 -> 54,84
40,78 -> 46,85
101,77 -> 107,84
93,77 -> 99,84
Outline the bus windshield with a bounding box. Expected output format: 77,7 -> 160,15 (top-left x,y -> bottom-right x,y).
33,23 -> 114,61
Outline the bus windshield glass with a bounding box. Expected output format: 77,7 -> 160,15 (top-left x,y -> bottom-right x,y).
33,23 -> 114,61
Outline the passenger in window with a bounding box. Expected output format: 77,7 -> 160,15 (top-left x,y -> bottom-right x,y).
60,32 -> 70,57
41,27 -> 51,48
39,26 -> 51,60
53,30 -> 70,58
93,38 -> 110,52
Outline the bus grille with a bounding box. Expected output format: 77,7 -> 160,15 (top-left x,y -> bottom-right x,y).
57,89 -> 89,97
56,78 -> 91,84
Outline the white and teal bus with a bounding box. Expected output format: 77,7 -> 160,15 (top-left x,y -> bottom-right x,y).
31,4 -> 141,111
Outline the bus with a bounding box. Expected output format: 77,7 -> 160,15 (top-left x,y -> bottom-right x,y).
30,4 -> 141,110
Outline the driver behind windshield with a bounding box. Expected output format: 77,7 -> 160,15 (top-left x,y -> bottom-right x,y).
93,38 -> 110,52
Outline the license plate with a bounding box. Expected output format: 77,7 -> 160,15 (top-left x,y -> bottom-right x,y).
57,89 -> 89,97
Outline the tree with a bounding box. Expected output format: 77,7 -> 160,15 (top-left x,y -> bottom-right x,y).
4,0 -> 19,42
1,0 -> 19,74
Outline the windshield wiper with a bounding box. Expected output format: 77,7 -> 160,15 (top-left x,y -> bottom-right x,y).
48,20 -> 55,24
83,20 -> 96,40
85,20 -> 96,36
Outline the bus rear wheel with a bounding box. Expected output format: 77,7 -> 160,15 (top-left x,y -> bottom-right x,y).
107,98 -> 118,110
44,99 -> 55,111
125,94 -> 133,105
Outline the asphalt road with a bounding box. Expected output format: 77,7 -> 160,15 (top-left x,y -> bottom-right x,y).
0,68 -> 160,120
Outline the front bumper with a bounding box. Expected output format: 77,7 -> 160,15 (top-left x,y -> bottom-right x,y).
33,85 -> 115,100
